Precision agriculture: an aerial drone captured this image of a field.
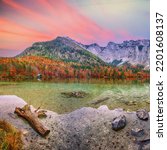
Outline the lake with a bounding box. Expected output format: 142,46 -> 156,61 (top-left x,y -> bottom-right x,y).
0,79 -> 149,114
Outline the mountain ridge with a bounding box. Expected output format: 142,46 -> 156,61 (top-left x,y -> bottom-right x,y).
17,36 -> 105,66
17,36 -> 150,68
83,39 -> 150,68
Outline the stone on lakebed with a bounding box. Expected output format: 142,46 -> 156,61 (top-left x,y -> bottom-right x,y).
61,91 -> 88,98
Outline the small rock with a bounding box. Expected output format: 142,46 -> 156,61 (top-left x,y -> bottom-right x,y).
112,115 -> 126,131
136,109 -> 149,120
131,128 -> 144,137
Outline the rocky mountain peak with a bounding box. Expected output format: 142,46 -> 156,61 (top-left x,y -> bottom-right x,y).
17,36 -> 150,68
85,39 -> 150,68
89,43 -> 100,47
17,36 -> 105,66
107,41 -> 116,46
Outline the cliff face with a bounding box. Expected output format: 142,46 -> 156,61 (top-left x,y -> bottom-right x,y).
85,40 -> 150,67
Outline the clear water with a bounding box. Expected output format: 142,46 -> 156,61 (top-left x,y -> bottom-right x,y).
0,80 -> 149,114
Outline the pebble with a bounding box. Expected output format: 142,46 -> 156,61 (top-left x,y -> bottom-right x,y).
131,128 -> 144,137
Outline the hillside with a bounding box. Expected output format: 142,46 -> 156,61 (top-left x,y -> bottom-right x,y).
17,37 -> 105,66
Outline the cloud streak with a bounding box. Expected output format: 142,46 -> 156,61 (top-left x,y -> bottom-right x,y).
0,0 -> 149,57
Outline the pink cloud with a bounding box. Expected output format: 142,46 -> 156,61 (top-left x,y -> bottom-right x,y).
0,0 -> 122,52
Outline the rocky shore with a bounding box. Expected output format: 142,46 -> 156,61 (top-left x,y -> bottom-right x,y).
0,95 -> 150,150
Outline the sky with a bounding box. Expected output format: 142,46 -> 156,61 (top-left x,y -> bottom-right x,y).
0,0 -> 150,57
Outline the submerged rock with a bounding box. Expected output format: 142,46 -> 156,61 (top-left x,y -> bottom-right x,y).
91,97 -> 110,105
112,115 -> 126,131
136,109 -> 149,120
61,91 -> 88,98
124,101 -> 137,106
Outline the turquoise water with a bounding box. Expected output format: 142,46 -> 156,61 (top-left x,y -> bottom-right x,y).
0,80 -> 149,114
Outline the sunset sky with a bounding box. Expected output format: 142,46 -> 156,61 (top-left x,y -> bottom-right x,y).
0,0 -> 149,57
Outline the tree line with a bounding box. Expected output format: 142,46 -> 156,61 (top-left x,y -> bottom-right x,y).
0,56 -> 149,81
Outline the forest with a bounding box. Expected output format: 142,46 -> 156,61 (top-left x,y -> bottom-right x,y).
0,56 -> 149,81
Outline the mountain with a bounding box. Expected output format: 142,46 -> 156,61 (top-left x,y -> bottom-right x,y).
18,36 -> 150,68
17,36 -> 105,66
84,40 -> 150,68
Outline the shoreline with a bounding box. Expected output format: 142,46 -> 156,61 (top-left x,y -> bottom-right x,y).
0,95 -> 150,150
